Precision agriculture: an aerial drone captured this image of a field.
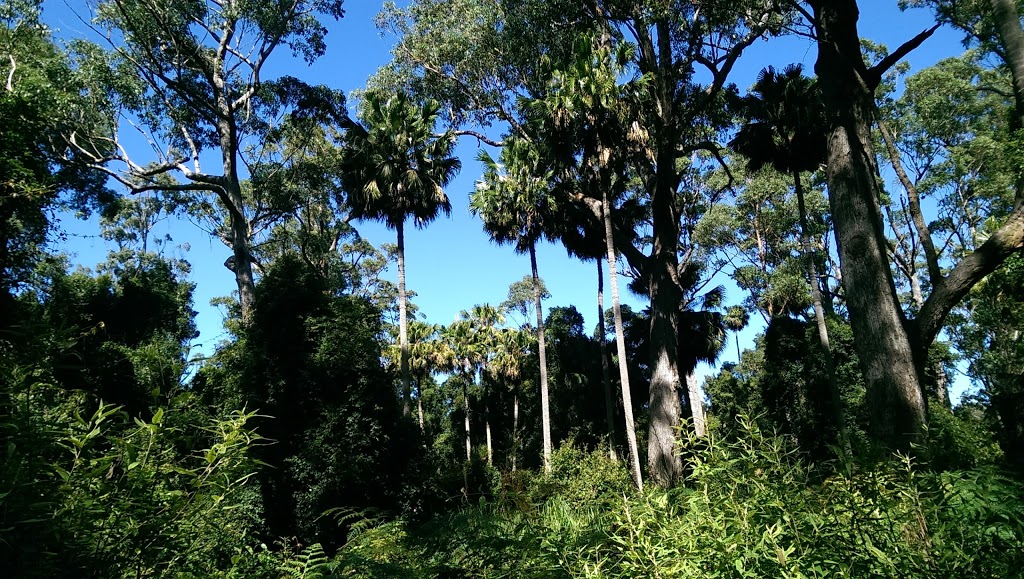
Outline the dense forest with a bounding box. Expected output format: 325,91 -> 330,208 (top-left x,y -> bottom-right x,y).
3,0 -> 1024,576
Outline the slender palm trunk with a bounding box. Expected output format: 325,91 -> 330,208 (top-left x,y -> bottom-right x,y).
794,170 -> 850,454
597,259 -> 617,460
463,379 -> 472,461
417,377 -> 425,433
397,221 -> 412,418
735,333 -> 742,362
686,371 -> 706,437
511,389 -> 519,471
530,243 -> 553,472
602,189 -> 643,491
485,380 -> 493,466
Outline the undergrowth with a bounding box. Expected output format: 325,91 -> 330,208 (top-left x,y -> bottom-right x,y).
323,417 -> 1024,578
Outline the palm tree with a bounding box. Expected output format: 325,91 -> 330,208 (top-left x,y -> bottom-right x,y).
449,305 -> 503,465
724,305 -> 750,362
490,327 -> 533,470
543,36 -> 645,489
730,65 -> 849,452
389,320 -> 454,433
340,92 -> 461,420
470,138 -> 558,472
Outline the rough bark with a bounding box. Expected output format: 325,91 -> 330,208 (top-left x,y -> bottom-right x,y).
991,0 -> 1024,207
531,243 -> 553,472
811,0 -> 927,449
597,258 -> 618,461
647,143 -> 684,486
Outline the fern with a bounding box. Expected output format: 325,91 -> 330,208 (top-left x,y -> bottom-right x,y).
280,543 -> 337,578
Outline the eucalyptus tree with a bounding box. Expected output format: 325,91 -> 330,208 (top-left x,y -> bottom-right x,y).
470,139 -> 558,471
0,0 -> 112,301
731,64 -> 848,451
339,92 -> 461,419
803,1 -> 1024,449
68,0 -> 347,320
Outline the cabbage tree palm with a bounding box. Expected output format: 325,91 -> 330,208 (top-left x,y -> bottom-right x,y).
386,320 -> 454,433
731,65 -> 848,451
470,138 -> 558,472
340,92 -> 461,418
543,37 -> 644,488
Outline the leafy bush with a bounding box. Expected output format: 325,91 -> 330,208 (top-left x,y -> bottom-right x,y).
333,418 -> 1024,578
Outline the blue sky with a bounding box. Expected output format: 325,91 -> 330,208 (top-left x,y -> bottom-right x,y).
45,2 -> 969,392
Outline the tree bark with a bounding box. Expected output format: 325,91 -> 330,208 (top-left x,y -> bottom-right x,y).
396,220 -> 412,418
686,371 -> 706,438
530,243 -> 553,472
647,145 -> 684,486
597,258 -> 618,461
217,114 -> 256,321
603,185 -> 644,491
811,0 -> 927,450
991,0 -> 1024,206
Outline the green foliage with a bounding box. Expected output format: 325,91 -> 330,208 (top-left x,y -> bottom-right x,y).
281,543 -> 338,578
196,253 -> 415,547
330,426 -> 1024,577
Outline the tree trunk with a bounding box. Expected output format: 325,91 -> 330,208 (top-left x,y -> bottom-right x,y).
485,397 -> 493,466
602,187 -> 643,491
794,170 -> 850,454
647,153 -> 684,486
597,258 -> 618,460
417,377 -> 425,433
530,243 -> 553,472
463,379 -> 471,461
686,371 -> 706,438
991,0 -> 1024,206
512,389 -> 519,472
811,0 -> 927,450
397,220 -> 412,418
217,115 -> 256,321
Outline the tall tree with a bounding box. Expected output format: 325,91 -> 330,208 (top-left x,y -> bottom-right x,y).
805,1 -> 1024,449
542,35 -> 645,489
378,0 -> 786,486
731,64 -> 849,452
71,0 -> 346,320
471,138 -> 558,471
340,92 -> 460,420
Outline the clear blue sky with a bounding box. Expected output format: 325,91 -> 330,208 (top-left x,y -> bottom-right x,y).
45,2 -> 968,392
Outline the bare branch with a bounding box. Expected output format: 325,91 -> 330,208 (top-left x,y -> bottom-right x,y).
865,24 -> 940,90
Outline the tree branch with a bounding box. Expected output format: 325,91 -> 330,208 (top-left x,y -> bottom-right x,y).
865,24 -> 940,90
916,206 -> 1024,346
878,119 -> 942,285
